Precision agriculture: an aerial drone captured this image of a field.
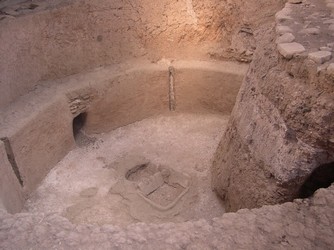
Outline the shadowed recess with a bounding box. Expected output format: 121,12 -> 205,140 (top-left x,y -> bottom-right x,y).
73,112 -> 87,141
299,162 -> 334,199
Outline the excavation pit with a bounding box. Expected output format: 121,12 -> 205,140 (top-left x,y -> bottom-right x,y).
0,61 -> 247,226
2,59 -> 331,228
24,113 -> 230,226
1,0 -> 334,247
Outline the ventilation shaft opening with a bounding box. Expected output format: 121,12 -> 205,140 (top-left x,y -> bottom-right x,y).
73,113 -> 87,138
72,112 -> 97,147
298,162 -> 334,199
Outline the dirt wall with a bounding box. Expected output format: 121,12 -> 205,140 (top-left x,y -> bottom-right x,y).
85,61 -> 248,133
212,0 -> 334,211
0,0 -> 284,108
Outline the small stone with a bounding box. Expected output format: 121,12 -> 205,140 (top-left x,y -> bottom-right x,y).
277,42 -> 306,59
299,28 -> 320,35
317,64 -> 329,73
308,51 -> 332,64
245,50 -> 253,56
275,9 -> 292,22
2,9 -> 19,16
276,33 -> 295,44
303,21 -> 312,28
82,94 -> 90,100
0,14 -> 15,20
320,47 -> 332,52
329,137 -> 334,144
328,42 -> 334,48
294,199 -> 303,204
327,63 -> 334,75
276,25 -> 293,35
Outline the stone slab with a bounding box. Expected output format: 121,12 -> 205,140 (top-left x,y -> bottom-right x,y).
277,42 -> 306,59
308,51 -> 332,64
276,33 -> 295,44
276,25 -> 293,35
275,8 -> 292,22
320,47 -> 332,52
327,63 -> 334,75
299,28 -> 320,35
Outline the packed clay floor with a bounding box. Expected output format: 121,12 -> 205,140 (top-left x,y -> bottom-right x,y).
24,113 -> 228,226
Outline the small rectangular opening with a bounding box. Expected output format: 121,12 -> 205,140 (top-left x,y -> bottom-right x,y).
73,112 -> 87,140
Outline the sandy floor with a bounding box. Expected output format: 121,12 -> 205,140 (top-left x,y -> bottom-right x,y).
24,113 -> 228,227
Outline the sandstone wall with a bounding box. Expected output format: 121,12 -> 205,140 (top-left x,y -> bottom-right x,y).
212,1 -> 334,211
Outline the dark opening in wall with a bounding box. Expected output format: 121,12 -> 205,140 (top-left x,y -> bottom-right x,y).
299,162 -> 334,198
72,112 -> 96,147
73,112 -> 87,141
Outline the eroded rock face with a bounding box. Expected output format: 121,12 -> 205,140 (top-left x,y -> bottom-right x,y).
212,1 -> 334,211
